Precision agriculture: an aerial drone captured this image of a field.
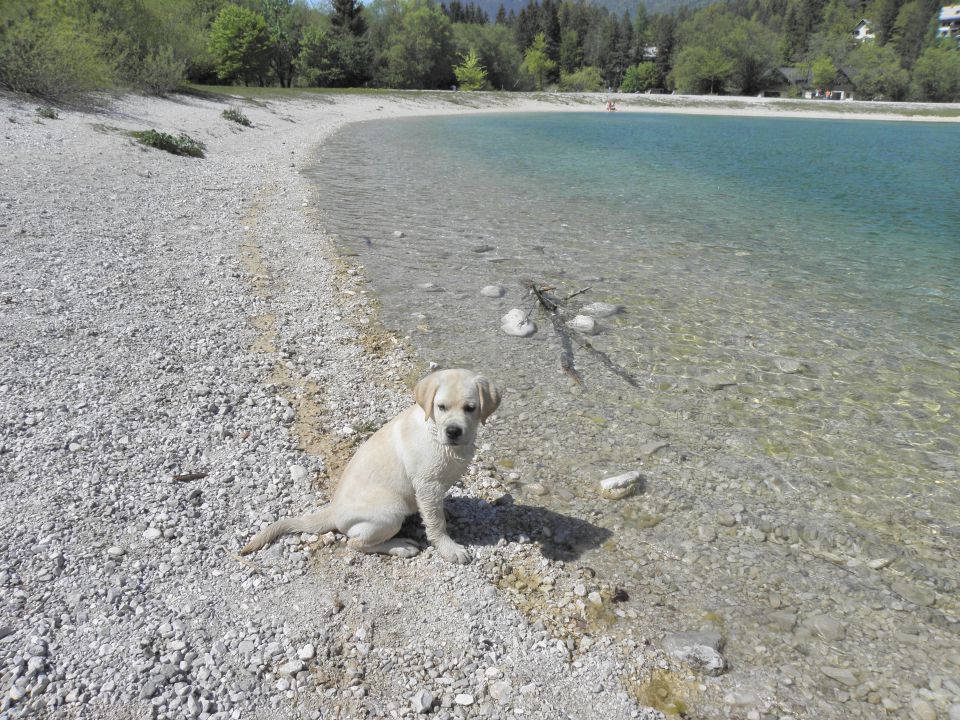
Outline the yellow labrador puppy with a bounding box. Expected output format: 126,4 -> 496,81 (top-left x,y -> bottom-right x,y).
241,369 -> 501,563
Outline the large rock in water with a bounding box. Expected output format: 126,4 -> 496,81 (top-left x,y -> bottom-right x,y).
501,309 -> 536,337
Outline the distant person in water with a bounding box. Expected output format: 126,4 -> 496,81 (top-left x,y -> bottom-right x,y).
606,99 -> 617,111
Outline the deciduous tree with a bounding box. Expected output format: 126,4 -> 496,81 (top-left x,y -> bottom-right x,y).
383,0 -> 454,88
209,4 -> 271,85
620,61 -> 659,92
910,42 -> 960,100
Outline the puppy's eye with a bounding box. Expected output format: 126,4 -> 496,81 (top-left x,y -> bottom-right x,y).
464,404 -> 476,413
437,403 -> 447,412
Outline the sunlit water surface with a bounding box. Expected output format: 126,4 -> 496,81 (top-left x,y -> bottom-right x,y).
307,112 -> 959,714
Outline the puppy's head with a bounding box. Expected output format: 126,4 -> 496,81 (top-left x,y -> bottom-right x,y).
414,369 -> 502,447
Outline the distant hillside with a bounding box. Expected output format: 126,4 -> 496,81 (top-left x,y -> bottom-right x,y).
472,0 -> 713,19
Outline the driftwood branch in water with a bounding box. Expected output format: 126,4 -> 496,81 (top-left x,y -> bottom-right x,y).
526,282 -> 582,384
525,280 -> 643,390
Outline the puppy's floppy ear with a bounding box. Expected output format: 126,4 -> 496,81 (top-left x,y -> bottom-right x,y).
475,376 -> 502,424
414,372 -> 440,421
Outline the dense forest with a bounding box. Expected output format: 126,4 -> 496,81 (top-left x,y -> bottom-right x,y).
1,0 -> 958,100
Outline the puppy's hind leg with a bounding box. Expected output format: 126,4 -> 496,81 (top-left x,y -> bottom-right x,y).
346,518 -> 421,559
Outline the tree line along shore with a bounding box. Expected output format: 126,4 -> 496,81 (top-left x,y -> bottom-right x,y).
1,0 -> 958,103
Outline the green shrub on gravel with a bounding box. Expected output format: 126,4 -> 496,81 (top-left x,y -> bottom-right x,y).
221,108 -> 252,127
35,106 -> 58,120
131,129 -> 206,158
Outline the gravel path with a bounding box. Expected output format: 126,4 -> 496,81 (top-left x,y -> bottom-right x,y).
0,92 -> 674,719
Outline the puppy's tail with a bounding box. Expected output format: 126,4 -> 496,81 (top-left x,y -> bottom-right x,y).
240,505 -> 336,555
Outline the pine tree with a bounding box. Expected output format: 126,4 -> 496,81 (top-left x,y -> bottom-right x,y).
331,0 -> 367,36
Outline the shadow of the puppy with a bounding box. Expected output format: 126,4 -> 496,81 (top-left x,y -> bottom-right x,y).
400,493 -> 612,562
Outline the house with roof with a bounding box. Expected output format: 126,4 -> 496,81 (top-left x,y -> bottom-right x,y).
938,5 -> 960,36
853,19 -> 875,41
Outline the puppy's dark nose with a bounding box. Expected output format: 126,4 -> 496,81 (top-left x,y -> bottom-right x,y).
445,425 -> 463,441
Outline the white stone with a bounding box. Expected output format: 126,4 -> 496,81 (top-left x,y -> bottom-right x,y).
143,528 -> 162,541
489,680 -> 512,705
480,284 -> 505,298
393,230 -> 405,237
909,699 -> 936,720
297,644 -> 315,661
567,314 -> 599,334
581,301 -> 624,317
774,357 -> 802,373
411,689 -> 433,714
289,465 -> 308,483
600,470 -> 641,490
454,693 -> 474,706
500,309 -> 536,338
278,659 -> 303,676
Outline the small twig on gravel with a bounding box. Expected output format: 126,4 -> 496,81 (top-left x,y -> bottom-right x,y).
172,471 -> 207,482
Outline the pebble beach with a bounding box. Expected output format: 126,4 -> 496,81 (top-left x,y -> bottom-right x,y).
1,88 -> 958,720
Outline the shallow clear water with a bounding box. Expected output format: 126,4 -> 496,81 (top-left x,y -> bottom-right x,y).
308,112 -> 959,713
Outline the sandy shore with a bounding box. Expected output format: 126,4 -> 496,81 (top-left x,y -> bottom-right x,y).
1,89 -> 956,720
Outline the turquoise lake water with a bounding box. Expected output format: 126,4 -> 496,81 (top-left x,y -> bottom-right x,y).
308,111 -> 959,713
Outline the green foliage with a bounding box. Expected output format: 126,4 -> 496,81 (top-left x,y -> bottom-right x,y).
453,48 -> 488,90
846,41 -> 910,99
910,43 -> 960,100
557,65 -> 604,91
331,0 -> 368,36
521,32 -> 557,90
131,129 -> 206,157
671,46 -> 734,94
452,23 -> 520,90
893,0 -> 941,67
382,0 -> 454,89
35,106 -> 59,119
209,4 -> 271,85
675,10 -> 779,95
620,62 -> 659,92
810,56 -> 838,87
260,0 -> 310,88
559,27 -> 581,74
221,107 -> 252,126
296,20 -> 373,87
135,45 -> 188,95
0,0 -> 948,100
0,0 -> 114,98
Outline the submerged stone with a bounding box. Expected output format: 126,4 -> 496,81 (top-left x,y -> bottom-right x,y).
599,470 -> 641,499
663,632 -> 727,676
501,309 -> 536,337
581,302 -> 624,318
568,314 -> 599,335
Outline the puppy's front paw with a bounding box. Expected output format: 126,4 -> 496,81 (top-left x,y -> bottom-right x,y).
437,540 -> 471,564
